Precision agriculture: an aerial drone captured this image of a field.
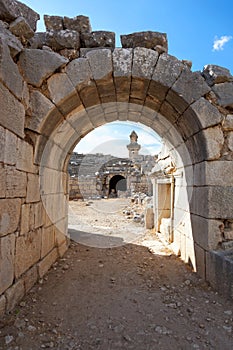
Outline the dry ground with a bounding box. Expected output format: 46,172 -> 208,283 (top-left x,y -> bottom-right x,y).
0,199 -> 233,350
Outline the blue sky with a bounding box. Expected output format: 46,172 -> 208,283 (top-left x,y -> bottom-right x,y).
23,0 -> 233,156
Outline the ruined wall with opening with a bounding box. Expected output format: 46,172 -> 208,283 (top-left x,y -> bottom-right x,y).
0,0 -> 233,315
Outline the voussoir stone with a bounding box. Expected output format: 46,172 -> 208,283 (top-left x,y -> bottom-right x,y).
189,97 -> 223,129
63,15 -> 91,34
121,31 -> 168,52
0,20 -> 23,57
45,29 -> 80,51
202,64 -> 233,86
212,82 -> 233,109
9,16 -> 34,42
66,57 -> 93,90
86,49 -> 112,80
81,31 -> 115,48
0,37 -> 23,100
44,15 -> 63,31
0,0 -> 39,31
18,49 -> 68,87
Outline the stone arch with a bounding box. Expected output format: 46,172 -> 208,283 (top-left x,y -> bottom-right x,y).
1,38 -> 233,314
109,175 -> 127,195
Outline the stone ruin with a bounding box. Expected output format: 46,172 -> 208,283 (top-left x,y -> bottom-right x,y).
0,0 -> 233,315
68,131 -> 155,200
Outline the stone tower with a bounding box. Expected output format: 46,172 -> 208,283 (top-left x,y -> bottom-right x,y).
127,131 -> 141,160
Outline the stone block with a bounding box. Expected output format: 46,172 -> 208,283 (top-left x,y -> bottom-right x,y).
149,53 -> 184,102
0,83 -> 25,138
20,204 -> 30,235
34,202 -> 44,229
189,97 -> 223,129
223,115 -> 233,131
26,173 -> 40,203
16,138 -> 35,173
0,37 -> 23,99
66,57 -> 93,90
0,0 -> 39,31
0,165 -> 6,198
0,294 -> 6,316
47,72 -> 81,115
4,130 -> 17,165
191,214 -> 223,250
194,161 -> 233,186
5,279 -> 25,313
28,32 -> 46,49
6,167 -> 27,198
202,64 -> 232,86
201,126 -> 224,160
23,265 -> 38,293
41,226 -> 55,258
227,131 -> 233,152
58,239 -> 69,257
45,29 -> 80,51
212,82 -> 233,109
44,15 -> 63,31
167,70 -> 210,114
28,90 -> 63,136
15,229 -> 42,278
9,16 -> 34,41
0,125 -> 5,162
38,247 -> 58,278
63,15 -> 91,34
18,49 -> 68,87
121,31 -> 168,51
82,31 -> 115,48
145,207 -> 154,229
0,233 -> 15,295
0,20 -> 23,57
0,198 -> 21,235
194,243 -> 206,279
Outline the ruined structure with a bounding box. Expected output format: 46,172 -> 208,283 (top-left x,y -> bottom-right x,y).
0,0 -> 233,315
68,131 -> 155,199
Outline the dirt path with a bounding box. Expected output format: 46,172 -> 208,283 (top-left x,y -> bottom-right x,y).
0,199 -> 233,350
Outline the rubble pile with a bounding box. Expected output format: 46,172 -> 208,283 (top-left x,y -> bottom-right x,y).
123,193 -> 154,229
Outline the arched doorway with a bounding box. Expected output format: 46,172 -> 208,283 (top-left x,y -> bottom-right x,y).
109,175 -> 127,197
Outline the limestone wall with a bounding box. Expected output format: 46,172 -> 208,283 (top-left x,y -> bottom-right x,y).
0,0 -> 233,314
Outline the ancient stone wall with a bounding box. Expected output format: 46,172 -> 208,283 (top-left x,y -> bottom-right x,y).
0,0 -> 233,314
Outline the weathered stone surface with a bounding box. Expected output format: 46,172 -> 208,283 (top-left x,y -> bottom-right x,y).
81,31 -> 115,48
41,226 -> 55,258
47,72 -> 81,115
26,173 -> 40,203
0,295 -> 6,316
4,130 -> 17,165
16,139 -> 35,173
0,82 -> 25,138
28,32 -> 46,49
34,202 -> 44,229
189,97 -> 223,129
131,47 -> 158,100
6,167 -> 27,198
59,48 -> 79,60
18,49 -> 68,87
212,82 -> 233,109
63,15 -> 91,34
0,37 -> 23,99
112,48 -> 133,101
0,20 -> 23,57
0,0 -> 40,31
45,29 -> 80,51
23,265 -> 38,293
223,115 -> 233,131
20,203 -> 30,235
167,69 -> 210,114
202,126 -> 224,160
15,229 -> 42,278
148,53 -> 184,101
0,126 -> 5,163
27,90 -> 63,136
5,279 -> 25,312
9,16 -> 34,41
202,64 -> 232,86
44,15 -> 63,31
0,198 -> 21,235
121,31 -> 168,51
227,131 -> 233,152
0,234 -> 15,295
194,161 -> 233,186
38,247 -> 58,278
0,166 -> 6,198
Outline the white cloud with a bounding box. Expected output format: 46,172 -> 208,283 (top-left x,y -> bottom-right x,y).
212,35 -> 232,51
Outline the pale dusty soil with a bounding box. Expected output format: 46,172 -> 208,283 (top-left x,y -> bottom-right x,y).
0,199 -> 233,350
